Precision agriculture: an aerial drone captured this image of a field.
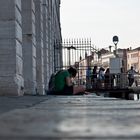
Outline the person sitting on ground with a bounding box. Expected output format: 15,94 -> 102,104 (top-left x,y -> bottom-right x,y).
53,67 -> 86,95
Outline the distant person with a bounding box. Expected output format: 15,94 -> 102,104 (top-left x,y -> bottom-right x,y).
53,67 -> 86,95
86,66 -> 92,89
92,66 -> 98,88
127,66 -> 138,87
98,67 -> 105,80
104,68 -> 110,89
98,67 -> 105,88
119,67 -> 127,88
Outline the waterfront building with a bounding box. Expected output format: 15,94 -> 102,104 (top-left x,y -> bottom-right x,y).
127,47 -> 140,71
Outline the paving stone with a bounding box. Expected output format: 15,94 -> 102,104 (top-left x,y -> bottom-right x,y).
0,95 -> 140,139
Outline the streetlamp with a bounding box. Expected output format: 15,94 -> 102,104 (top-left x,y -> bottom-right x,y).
113,36 -> 119,57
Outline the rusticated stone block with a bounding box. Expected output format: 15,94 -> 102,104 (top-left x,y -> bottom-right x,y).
0,0 -> 23,96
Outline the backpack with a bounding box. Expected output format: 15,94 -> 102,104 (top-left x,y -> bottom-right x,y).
48,70 -> 63,92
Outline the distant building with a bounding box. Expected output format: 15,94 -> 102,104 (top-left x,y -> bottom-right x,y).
94,48 -> 127,72
127,47 -> 140,71
100,52 -> 115,69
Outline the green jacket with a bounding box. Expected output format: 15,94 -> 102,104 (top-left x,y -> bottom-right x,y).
54,70 -> 70,91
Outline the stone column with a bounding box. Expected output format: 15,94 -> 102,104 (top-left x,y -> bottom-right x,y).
53,0 -> 63,71
42,0 -> 48,91
0,0 -> 24,95
34,0 -> 45,95
21,0 -> 37,95
48,0 -> 54,75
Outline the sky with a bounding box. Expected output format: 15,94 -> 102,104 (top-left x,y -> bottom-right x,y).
60,0 -> 140,49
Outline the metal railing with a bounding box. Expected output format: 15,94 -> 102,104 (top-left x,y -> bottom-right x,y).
73,72 -> 140,90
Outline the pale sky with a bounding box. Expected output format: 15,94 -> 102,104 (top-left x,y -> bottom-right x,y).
60,0 -> 140,49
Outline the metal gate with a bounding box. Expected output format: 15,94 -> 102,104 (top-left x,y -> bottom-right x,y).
61,39 -> 94,86
54,39 -> 136,90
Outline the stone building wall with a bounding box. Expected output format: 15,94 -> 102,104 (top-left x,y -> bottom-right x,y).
22,0 -> 37,95
0,0 -> 62,96
52,0 -> 62,71
42,0 -> 49,93
34,0 -> 45,95
0,0 -> 24,95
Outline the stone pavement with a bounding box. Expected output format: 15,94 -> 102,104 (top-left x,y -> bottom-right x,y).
0,94 -> 140,140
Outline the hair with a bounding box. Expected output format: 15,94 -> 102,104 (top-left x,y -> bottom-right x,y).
105,68 -> 110,73
99,67 -> 105,71
68,67 -> 77,77
93,65 -> 97,69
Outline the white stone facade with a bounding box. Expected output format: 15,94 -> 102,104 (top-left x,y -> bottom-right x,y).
22,0 -> 37,95
0,0 -> 62,95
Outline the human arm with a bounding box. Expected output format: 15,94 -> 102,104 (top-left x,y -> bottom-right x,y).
134,70 -> 139,74
65,77 -> 73,86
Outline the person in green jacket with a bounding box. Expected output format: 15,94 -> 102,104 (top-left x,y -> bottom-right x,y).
54,67 -> 85,95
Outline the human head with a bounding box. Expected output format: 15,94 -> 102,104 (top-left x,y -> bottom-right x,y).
94,66 -> 97,69
131,66 -> 133,70
68,67 -> 77,77
100,67 -> 105,71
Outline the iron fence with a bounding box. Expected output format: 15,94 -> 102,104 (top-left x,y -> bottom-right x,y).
74,72 -> 140,90
54,39 -> 140,91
